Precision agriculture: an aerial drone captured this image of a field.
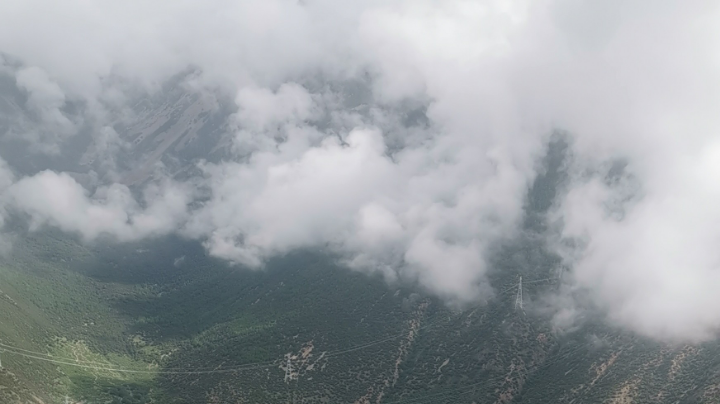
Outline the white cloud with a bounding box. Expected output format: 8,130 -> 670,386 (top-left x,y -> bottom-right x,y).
537,0 -> 720,342
4,171 -> 191,242
184,121 -> 526,302
559,141 -> 720,342
235,83 -> 318,131
0,0 -> 719,341
0,64 -> 78,154
185,128 -> 396,262
82,126 -> 130,181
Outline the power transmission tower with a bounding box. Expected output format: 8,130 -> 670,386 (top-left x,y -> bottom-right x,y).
284,355 -> 292,384
514,276 -> 523,311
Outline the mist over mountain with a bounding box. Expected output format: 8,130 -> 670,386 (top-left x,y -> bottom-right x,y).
1,0 -> 720,402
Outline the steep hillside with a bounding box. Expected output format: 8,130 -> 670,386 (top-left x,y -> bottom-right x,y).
4,226 -> 720,403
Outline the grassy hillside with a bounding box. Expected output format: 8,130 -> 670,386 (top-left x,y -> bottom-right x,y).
0,230 -> 438,403
4,230 -> 720,403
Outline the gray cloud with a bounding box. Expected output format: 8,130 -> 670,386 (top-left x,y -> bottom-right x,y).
0,0 -> 719,341
0,158 -> 13,253
0,59 -> 80,155
0,158 -> 13,191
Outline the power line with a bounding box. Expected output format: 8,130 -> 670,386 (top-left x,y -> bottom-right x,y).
0,307 -> 590,404
0,314 -> 447,375
0,342 -> 120,367
523,277 -> 555,284
0,276 -> 555,374
382,341 -> 592,404
324,318 -> 442,358
382,380 -> 485,404
0,277 -> 567,402
0,347 -> 277,375
0,341 -> 272,373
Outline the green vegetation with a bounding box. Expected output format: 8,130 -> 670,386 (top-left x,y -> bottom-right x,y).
0,230 -> 433,403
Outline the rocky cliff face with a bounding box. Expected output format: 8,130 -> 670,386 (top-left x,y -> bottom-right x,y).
1,66 -> 233,189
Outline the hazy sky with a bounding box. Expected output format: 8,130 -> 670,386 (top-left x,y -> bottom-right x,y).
1,0 -> 720,342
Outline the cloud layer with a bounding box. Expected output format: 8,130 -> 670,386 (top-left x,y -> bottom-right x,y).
1,0 -> 720,341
